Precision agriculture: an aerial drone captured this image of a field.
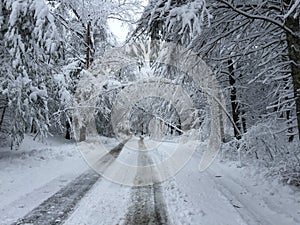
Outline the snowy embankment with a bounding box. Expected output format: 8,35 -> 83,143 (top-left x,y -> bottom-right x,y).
162,144 -> 300,225
0,135 -> 90,224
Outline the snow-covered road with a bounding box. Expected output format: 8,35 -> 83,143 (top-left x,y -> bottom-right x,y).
123,139 -> 169,224
1,137 -> 300,225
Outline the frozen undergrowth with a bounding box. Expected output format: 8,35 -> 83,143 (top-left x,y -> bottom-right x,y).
221,120 -> 300,186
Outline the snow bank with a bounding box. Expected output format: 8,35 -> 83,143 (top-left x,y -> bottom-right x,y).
0,135 -> 88,224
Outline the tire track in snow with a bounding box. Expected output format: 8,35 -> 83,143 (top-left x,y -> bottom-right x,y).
12,142 -> 125,225
206,168 -> 299,225
210,164 -> 300,224
124,139 -> 169,225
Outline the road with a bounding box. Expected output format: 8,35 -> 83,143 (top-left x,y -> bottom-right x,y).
123,139 -> 169,225
11,139 -> 170,225
12,142 -> 125,225
7,138 -> 300,225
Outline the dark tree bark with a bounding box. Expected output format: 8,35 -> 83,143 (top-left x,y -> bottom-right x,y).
86,18 -> 91,69
65,118 -> 71,140
241,109 -> 247,134
0,106 -> 6,132
284,7 -> 300,140
228,59 -> 241,139
79,19 -> 92,142
30,123 -> 37,134
177,117 -> 182,135
79,126 -> 86,142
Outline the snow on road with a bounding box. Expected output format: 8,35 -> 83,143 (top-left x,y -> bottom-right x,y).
123,139 -> 169,224
64,138 -> 170,225
160,144 -> 300,225
1,136 -> 300,225
12,170 -> 99,225
0,135 -> 118,224
64,138 -> 300,225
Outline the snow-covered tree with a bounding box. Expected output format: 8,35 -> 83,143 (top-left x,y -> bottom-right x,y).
195,0 -> 300,141
48,0 -> 141,141
131,0 -> 300,184
134,0 -> 211,45
0,0 -> 62,146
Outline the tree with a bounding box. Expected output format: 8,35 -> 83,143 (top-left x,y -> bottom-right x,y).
49,0 -> 142,141
134,0 -> 210,45
283,0 -> 300,140
130,0 -> 300,183
0,0 -> 62,146
207,0 -> 300,139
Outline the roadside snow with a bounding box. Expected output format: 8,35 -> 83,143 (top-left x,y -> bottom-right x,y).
0,135 -> 88,224
161,142 -> 300,225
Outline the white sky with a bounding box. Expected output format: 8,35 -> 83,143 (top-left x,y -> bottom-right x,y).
108,0 -> 148,43
107,19 -> 130,43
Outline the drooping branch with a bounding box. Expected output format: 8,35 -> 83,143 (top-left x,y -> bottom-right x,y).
216,0 -> 298,38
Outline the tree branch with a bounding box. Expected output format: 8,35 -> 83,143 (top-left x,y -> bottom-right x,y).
216,0 -> 298,38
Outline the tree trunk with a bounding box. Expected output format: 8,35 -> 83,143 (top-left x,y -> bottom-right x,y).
86,19 -> 91,69
79,126 -> 86,142
285,9 -> 300,140
0,106 -> 6,132
65,118 -> 71,140
218,91 -> 225,142
241,109 -> 247,133
287,109 -> 294,142
30,123 -> 37,134
228,59 -> 241,139
79,19 -> 92,142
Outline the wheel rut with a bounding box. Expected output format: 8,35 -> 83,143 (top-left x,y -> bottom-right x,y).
123,139 -> 169,225
12,142 -> 125,225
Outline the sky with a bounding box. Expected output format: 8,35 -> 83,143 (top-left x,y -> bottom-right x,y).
108,0 -> 148,43
107,18 -> 130,43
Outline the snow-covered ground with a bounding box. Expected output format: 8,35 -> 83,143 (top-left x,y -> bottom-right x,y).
0,135 -> 89,224
0,136 -> 299,225
162,145 -> 300,225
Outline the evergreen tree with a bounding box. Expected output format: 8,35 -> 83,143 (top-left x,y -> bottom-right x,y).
0,0 -> 62,146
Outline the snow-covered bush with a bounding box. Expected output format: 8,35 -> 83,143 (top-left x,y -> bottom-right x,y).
221,120 -> 300,186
